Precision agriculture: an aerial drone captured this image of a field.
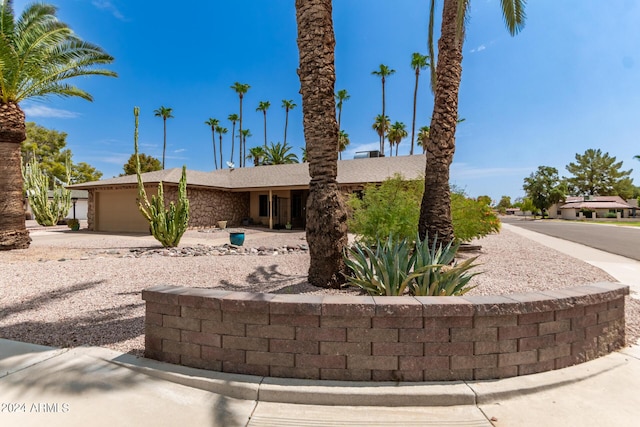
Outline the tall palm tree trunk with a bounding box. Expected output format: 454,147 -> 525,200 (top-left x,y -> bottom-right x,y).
284,108 -> 289,145
0,103 -> 31,250
296,0 -> 348,289
219,134 -> 224,168
418,0 -> 463,246
410,68 -> 419,155
381,79 -> 386,155
263,111 -> 268,147
211,128 -> 218,170
230,122 -> 236,167
162,118 -> 167,169
238,98 -> 244,167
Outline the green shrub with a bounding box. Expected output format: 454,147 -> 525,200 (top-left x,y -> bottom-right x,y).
348,174 -> 422,245
605,212 -> 617,218
343,234 -> 480,296
347,175 -> 500,243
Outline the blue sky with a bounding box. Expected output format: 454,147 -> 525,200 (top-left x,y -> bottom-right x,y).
14,0 -> 640,202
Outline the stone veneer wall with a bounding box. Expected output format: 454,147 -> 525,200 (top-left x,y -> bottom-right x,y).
164,187 -> 249,228
142,282 -> 628,382
87,186 -> 249,230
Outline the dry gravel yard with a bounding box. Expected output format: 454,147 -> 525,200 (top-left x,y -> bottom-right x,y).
1,222 -> 638,357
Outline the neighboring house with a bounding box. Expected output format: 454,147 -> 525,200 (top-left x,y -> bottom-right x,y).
25,189 -> 89,220
67,155 -> 426,233
548,196 -> 638,220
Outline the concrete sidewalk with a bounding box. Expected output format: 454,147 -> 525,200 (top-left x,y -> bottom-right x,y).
2,225 -> 640,426
1,339 -> 639,426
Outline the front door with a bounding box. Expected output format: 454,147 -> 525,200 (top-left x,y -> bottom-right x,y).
291,190 -> 307,229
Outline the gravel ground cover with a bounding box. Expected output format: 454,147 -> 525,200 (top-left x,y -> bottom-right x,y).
1,223 -> 637,357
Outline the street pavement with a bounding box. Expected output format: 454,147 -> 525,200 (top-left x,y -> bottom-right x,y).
502,217 -> 640,260
1,224 -> 640,426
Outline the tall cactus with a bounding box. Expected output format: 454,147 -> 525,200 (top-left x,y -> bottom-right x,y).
22,155 -> 71,226
133,107 -> 189,247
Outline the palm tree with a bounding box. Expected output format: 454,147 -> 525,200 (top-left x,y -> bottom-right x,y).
0,1 -> 116,250
256,101 -> 271,147
154,106 -> 173,169
246,146 -> 267,166
338,130 -> 350,160
334,89 -> 350,130
240,128 -> 252,165
228,113 -> 239,167
295,0 -> 348,288
281,99 -> 297,145
372,114 -> 390,152
418,0 -> 525,245
215,125 -> 227,167
417,125 -> 430,154
388,121 -> 408,156
371,64 -> 395,155
264,142 -> 299,165
410,53 -> 429,155
204,118 -> 219,169
301,147 -> 308,163
231,82 -> 250,167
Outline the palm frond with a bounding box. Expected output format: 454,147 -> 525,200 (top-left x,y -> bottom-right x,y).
500,0 -> 526,35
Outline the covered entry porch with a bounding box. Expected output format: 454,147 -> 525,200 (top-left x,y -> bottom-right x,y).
248,188 -> 308,229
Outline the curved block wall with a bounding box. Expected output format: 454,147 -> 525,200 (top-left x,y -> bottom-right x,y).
142,282 -> 628,381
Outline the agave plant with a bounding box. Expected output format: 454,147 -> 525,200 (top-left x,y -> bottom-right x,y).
343,233 -> 480,297
408,235 -> 480,296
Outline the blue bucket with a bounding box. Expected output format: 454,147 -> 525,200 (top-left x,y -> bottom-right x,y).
229,232 -> 245,246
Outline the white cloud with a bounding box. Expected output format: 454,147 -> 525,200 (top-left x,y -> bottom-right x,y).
92,1 -> 126,21
174,148 -> 186,153
451,163 -> 532,179
22,105 -> 79,119
470,44 -> 487,54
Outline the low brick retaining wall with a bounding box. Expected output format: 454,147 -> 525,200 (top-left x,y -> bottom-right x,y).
142,282 -> 628,381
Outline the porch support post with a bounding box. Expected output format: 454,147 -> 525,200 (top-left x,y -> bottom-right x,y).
269,189 -> 273,229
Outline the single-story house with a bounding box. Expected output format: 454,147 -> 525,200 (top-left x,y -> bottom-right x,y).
67,155 -> 426,233
548,196 -> 638,220
25,189 -> 89,220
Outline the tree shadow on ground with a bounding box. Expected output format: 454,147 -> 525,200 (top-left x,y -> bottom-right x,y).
217,264 -> 311,293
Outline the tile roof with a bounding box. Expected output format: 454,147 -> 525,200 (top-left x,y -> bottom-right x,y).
560,201 -> 633,210
68,155 -> 426,191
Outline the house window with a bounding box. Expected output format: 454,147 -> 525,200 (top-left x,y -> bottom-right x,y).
259,195 -> 278,217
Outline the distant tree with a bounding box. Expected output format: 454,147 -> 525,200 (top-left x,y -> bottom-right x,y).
264,141 -> 299,165
371,64 -> 395,155
246,146 -> 267,166
71,162 -> 102,183
240,129 -> 252,165
215,126 -> 228,167
231,82 -> 250,167
372,114 -> 390,152
122,153 -> 161,176
496,195 -> 512,213
410,53 -> 429,155
204,118 -> 219,169
565,148 -> 633,196
22,122 -> 102,185
256,101 -> 271,147
282,99 -> 297,146
417,125 -> 429,154
520,197 -> 536,219
387,121 -> 407,156
154,106 -> 173,169
338,130 -> 350,160
228,113 -> 239,167
334,89 -> 350,130
523,166 -> 566,217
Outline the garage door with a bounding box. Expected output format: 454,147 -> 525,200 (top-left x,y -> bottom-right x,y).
95,189 -> 150,233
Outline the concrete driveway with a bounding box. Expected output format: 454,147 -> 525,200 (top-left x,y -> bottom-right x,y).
502,217 -> 640,261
